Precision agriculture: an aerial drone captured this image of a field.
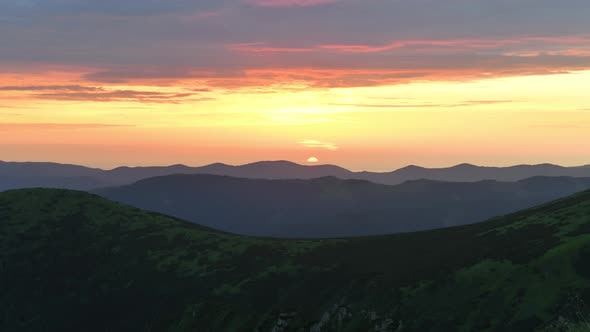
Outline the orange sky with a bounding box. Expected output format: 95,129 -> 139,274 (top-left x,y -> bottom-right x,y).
1,1 -> 590,170
1,69 -> 589,170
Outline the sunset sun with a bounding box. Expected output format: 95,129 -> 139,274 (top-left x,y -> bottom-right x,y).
307,157 -> 319,163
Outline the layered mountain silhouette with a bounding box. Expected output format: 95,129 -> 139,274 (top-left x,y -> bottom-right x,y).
3,160 -> 590,191
95,174 -> 590,237
3,188 -> 590,331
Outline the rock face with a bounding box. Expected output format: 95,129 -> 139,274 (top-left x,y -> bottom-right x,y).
309,304 -> 353,332
374,318 -> 395,332
363,309 -> 404,332
306,304 -> 405,332
270,312 -> 297,332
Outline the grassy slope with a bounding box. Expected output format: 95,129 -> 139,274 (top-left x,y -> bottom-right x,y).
1,189 -> 590,331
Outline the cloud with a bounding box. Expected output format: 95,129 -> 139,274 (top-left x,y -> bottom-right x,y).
38,50 -> 580,90
2,0 -> 590,89
0,123 -> 133,130
0,84 -> 203,103
318,39 -> 507,53
191,88 -> 212,92
297,140 -> 339,150
82,68 -> 245,84
34,90 -> 196,103
248,0 -> 339,7
318,36 -> 590,54
82,69 -> 203,83
329,102 -> 448,109
461,100 -> 514,106
328,100 -> 514,109
528,123 -> 586,129
181,9 -> 226,21
0,104 -> 26,109
5,0 -> 226,17
69,45 -> 590,89
0,85 -> 101,92
228,42 -> 313,53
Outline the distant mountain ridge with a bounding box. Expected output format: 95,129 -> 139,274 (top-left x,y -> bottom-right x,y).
95,174 -> 590,237
2,159 -> 590,190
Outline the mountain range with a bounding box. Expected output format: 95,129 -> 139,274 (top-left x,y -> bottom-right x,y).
2,160 -> 590,191
2,188 -> 590,331
96,174 -> 590,238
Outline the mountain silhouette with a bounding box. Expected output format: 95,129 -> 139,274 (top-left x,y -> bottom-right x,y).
95,174 -> 590,237
3,160 -> 590,190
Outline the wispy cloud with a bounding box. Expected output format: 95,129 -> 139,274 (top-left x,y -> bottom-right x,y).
328,100 -> 514,109
297,139 -> 339,150
34,90 -> 195,103
3,1 -> 590,89
462,100 -> 514,106
318,39 -> 509,53
0,123 -> 133,130
226,36 -> 590,56
82,68 -> 204,83
0,85 -> 101,92
228,42 -> 313,53
0,104 -> 27,109
528,123 -> 586,129
318,36 -> 590,54
181,8 -> 226,22
248,0 -> 339,8
0,85 -> 204,103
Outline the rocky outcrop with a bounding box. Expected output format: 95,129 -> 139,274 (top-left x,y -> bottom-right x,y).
310,304 -> 352,332
270,312 -> 297,332
267,305 -> 403,332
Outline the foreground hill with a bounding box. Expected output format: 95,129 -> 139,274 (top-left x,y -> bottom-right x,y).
3,160 -> 590,190
96,174 -> 590,237
2,189 -> 590,331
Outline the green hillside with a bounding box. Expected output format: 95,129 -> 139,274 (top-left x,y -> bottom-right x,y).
2,189 -> 590,331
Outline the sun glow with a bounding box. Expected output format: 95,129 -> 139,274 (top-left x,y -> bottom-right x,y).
1,70 -> 590,169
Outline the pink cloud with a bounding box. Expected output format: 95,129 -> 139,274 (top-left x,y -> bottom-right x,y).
548,49 -> 590,56
228,39 -> 516,55
320,39 -> 521,53
182,9 -> 224,22
249,0 -> 339,7
228,42 -> 313,53
228,36 -> 590,56
319,36 -> 590,53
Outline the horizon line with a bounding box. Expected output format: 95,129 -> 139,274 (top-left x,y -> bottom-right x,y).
1,159 -> 589,174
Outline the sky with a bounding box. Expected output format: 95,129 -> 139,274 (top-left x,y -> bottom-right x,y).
1,0 -> 590,171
